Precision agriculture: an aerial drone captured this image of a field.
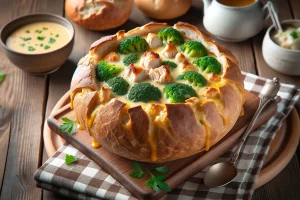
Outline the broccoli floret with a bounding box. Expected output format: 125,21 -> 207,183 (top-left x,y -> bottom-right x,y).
106,77 -> 129,95
123,53 -> 140,66
162,60 -> 177,70
96,61 -> 123,82
177,71 -> 207,87
180,41 -> 207,57
128,83 -> 162,102
193,56 -> 222,75
157,28 -> 184,45
118,36 -> 148,54
164,83 -> 197,103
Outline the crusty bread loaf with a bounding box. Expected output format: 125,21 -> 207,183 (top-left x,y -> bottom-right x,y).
70,22 -> 244,163
65,0 -> 133,30
134,0 -> 192,20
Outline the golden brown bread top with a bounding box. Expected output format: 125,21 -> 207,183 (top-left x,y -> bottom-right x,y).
70,22 -> 244,162
65,0 -> 133,30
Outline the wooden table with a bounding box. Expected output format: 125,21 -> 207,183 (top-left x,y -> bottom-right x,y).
0,0 -> 299,199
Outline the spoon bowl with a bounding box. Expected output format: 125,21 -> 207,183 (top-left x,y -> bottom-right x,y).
204,162 -> 237,187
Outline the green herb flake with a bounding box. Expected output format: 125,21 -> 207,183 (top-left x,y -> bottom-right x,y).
28,46 -> 35,51
0,72 -> 5,84
59,117 -> 76,134
37,36 -> 45,41
50,33 -> 53,35
65,154 -> 77,165
155,166 -> 169,174
55,34 -> 59,38
129,162 -> 144,179
49,37 -> 56,44
20,37 -> 31,41
44,45 -> 50,50
25,30 -> 30,33
20,43 -> 25,47
146,170 -> 171,192
43,27 -> 48,30
35,30 -> 42,34
290,31 -> 298,39
40,43 -> 43,47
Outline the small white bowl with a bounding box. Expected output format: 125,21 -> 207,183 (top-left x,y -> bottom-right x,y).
262,20 -> 300,76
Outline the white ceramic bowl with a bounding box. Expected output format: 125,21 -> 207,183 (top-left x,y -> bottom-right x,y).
262,20 -> 300,76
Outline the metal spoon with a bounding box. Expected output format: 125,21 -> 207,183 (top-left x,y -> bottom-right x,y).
204,77 -> 281,188
267,1 -> 283,32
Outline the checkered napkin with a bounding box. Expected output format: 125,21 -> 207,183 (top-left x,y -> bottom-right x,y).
34,72 -> 300,200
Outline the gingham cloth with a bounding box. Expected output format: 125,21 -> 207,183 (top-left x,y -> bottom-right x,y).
34,72 -> 300,200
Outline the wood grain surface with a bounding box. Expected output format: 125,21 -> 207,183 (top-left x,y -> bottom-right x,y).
0,0 -> 299,200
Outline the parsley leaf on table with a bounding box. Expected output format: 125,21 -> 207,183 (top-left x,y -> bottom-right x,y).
129,161 -> 144,178
59,117 -> 76,134
146,171 -> 171,192
155,166 -> 169,174
0,72 -> 5,84
65,154 -> 77,165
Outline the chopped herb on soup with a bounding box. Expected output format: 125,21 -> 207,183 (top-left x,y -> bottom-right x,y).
49,38 -> 56,44
21,37 -> 31,41
28,46 -> 35,51
37,36 -> 45,41
44,45 -> 50,50
35,30 -> 42,34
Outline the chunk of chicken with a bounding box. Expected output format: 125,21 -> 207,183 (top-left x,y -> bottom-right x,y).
149,65 -> 173,84
123,64 -> 149,82
178,60 -> 198,73
146,33 -> 163,49
99,86 -> 112,103
162,41 -> 177,58
104,52 -> 119,62
140,51 -> 161,70
208,73 -> 221,82
201,87 -> 220,98
175,52 -> 186,62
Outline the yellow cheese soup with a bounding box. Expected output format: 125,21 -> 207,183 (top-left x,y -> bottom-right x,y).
6,22 -> 71,54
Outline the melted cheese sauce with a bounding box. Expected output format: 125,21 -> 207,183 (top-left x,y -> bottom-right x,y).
6,22 -> 71,54
77,32 -> 243,158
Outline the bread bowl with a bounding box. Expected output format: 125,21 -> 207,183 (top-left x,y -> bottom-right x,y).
134,0 -> 192,20
70,22 -> 244,163
65,0 -> 133,30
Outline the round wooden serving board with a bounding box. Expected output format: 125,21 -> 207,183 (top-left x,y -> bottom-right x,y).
44,92 -> 299,189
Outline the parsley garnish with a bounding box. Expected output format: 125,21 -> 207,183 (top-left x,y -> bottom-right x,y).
49,37 -> 56,44
55,34 -> 59,38
35,30 -> 42,34
155,166 -> 169,174
28,46 -> 35,51
290,31 -> 298,39
20,43 -> 25,47
0,72 -> 5,84
43,27 -> 48,30
20,37 -> 31,41
40,43 -> 43,47
129,162 -> 171,192
44,45 -> 50,50
25,30 -> 30,33
65,154 -> 77,165
59,117 -> 76,134
129,161 -> 144,178
37,36 -> 45,41
146,170 -> 171,192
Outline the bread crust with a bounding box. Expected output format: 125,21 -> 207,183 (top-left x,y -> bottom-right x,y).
65,0 -> 133,30
71,22 -> 244,163
134,0 -> 192,20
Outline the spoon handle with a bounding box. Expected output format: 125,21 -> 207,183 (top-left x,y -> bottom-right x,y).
230,78 -> 281,164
